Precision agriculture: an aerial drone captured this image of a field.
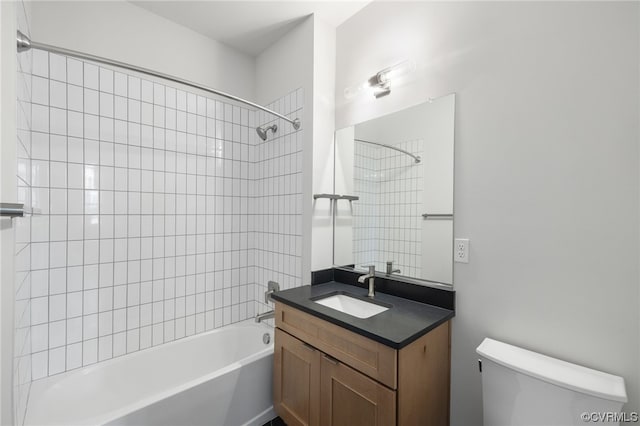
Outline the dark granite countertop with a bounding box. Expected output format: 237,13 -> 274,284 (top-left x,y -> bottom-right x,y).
271,281 -> 455,349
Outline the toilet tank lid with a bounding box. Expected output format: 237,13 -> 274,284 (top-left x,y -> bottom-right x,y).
476,338 -> 627,403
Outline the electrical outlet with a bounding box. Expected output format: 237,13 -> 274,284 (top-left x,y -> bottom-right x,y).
454,238 -> 469,263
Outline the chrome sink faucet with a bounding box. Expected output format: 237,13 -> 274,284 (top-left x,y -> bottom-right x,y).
358,265 -> 376,298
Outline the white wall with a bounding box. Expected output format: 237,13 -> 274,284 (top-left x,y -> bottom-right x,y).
420,96 -> 454,284
255,16 -> 313,108
30,1 -> 255,101
336,1 -> 640,422
333,126 -> 354,267
255,16 -> 316,284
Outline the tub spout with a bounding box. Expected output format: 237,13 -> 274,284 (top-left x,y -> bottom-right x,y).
255,310 -> 275,323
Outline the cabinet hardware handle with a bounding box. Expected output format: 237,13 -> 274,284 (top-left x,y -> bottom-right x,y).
323,354 -> 340,365
302,342 -> 315,352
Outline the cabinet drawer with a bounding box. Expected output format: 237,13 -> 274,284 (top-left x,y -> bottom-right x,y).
275,302 -> 397,389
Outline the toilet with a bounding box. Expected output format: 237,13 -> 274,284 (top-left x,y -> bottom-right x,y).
476,338 -> 628,426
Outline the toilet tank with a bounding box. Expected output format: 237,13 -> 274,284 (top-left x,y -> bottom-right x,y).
476,338 -> 628,426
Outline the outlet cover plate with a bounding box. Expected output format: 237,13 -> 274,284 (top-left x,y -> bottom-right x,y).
455,238 -> 469,263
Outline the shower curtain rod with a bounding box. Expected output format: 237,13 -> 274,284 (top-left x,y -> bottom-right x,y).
16,31 -> 301,130
354,138 -> 421,163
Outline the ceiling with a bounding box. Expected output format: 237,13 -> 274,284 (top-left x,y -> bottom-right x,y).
130,1 -> 370,56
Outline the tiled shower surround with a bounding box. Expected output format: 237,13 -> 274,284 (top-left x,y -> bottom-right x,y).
15,49 -> 304,380
353,139 -> 423,277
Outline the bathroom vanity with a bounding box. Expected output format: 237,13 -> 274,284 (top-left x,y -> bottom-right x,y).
273,93 -> 457,425
271,274 -> 454,426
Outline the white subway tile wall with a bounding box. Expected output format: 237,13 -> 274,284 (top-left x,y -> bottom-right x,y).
353,139 -> 423,277
352,141 -> 377,267
252,96 -> 305,318
15,1 -> 33,424
18,49 -> 304,381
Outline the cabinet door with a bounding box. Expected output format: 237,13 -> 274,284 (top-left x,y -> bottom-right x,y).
320,354 -> 396,426
274,328 -> 321,426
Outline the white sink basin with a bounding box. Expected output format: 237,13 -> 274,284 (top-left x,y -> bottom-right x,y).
314,294 -> 389,319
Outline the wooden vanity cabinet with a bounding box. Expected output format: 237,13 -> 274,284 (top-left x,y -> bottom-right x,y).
273,328 -> 320,426
273,302 -> 451,426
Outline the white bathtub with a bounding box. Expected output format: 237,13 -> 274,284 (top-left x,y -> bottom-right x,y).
25,320 -> 275,426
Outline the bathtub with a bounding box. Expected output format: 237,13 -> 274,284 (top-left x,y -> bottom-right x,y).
25,320 -> 275,426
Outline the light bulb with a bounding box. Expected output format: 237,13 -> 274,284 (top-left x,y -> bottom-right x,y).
377,60 -> 416,84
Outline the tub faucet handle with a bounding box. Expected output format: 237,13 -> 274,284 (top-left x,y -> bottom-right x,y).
265,281 -> 280,304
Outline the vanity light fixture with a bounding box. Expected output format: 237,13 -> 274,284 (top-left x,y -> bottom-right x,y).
369,74 -> 391,98
344,59 -> 416,100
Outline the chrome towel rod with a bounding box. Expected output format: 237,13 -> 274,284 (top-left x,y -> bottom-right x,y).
354,139 -> 421,163
16,31 -> 301,130
313,194 -> 359,201
422,213 -> 453,220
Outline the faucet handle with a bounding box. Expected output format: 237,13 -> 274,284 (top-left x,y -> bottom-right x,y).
265,281 -> 280,304
367,265 -> 375,274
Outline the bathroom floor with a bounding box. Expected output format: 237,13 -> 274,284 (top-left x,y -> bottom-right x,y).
262,416 -> 286,426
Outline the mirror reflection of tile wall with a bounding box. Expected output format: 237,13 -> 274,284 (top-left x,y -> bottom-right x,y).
334,94 -> 455,286
353,139 -> 423,277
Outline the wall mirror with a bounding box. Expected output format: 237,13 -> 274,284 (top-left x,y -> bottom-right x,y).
333,94 -> 455,286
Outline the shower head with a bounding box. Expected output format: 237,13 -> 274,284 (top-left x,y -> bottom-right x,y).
256,127 -> 267,141
256,124 -> 277,141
